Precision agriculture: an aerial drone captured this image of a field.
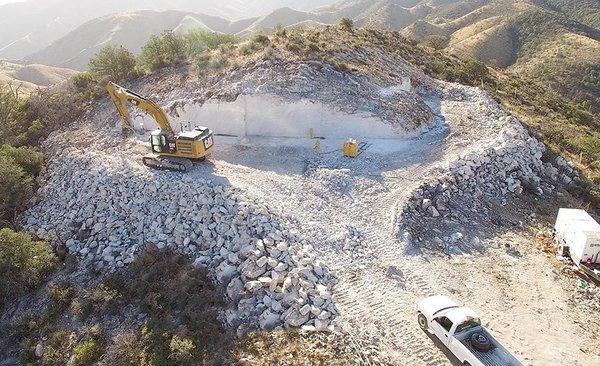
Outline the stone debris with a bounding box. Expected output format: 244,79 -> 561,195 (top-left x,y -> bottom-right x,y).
402,87 -> 578,227
24,149 -> 338,332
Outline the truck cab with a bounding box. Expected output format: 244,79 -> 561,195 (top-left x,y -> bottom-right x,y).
417,295 -> 522,366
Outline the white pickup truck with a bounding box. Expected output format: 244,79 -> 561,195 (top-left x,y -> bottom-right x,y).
417,295 -> 522,366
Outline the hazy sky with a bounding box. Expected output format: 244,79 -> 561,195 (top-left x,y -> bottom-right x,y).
0,0 -> 25,4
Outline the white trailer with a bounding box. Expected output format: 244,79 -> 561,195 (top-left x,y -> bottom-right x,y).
554,208 -> 600,265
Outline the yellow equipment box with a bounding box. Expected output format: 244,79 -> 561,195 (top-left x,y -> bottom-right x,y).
343,139 -> 360,158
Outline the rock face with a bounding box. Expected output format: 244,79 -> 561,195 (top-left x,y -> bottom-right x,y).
24,150 -> 337,331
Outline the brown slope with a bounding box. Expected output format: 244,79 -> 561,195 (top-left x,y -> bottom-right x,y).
0,60 -> 75,95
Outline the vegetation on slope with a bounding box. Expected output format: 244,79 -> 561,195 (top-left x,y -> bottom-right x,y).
537,0 -> 600,28
0,86 -> 60,314
1,246 -> 360,365
401,1 -> 600,115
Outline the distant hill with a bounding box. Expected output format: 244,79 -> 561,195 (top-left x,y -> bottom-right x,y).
0,60 -> 75,95
0,0 -> 339,60
307,0 -> 600,112
24,10 -> 248,71
9,0 -> 599,111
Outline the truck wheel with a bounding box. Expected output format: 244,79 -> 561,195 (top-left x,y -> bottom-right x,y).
417,313 -> 428,331
470,332 -> 493,352
463,362 -> 472,366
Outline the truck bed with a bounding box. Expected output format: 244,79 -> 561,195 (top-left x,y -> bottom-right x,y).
456,327 -> 522,366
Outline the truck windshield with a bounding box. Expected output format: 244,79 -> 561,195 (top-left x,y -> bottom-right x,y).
455,319 -> 481,334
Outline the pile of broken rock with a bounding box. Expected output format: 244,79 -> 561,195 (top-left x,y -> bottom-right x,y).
24,149 -> 338,332
403,116 -> 578,220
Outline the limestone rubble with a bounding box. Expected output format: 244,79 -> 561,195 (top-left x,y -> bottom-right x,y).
24,149 -> 338,331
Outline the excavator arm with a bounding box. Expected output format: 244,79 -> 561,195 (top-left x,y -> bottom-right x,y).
106,82 -> 174,135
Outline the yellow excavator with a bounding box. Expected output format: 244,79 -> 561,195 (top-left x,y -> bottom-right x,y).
106,82 -> 215,172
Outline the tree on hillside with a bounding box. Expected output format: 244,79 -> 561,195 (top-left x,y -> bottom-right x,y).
460,59 -> 490,85
0,84 -> 29,144
339,18 -> 354,32
0,228 -> 56,310
185,29 -> 235,59
88,45 -> 138,83
422,35 -> 448,50
0,155 -> 33,225
138,32 -> 187,72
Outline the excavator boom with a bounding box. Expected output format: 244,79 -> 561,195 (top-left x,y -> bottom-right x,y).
106,82 -> 174,135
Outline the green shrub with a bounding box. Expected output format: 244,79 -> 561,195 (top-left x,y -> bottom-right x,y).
253,32 -> 270,45
14,119 -> 45,147
88,45 -> 138,83
185,29 -> 235,60
0,84 -> 30,144
422,35 -> 448,50
0,144 -> 44,176
48,282 -> 75,319
169,335 -> 195,363
40,331 -> 71,366
138,32 -> 187,72
306,41 -> 320,53
459,59 -> 490,85
275,24 -> 288,38
286,42 -> 301,53
72,72 -> 95,90
0,156 -> 33,222
73,339 -> 105,366
0,228 -> 56,309
71,72 -> 102,102
339,18 -> 354,32
88,283 -> 123,315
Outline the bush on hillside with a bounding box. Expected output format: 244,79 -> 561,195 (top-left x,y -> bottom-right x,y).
422,35 -> 448,50
73,338 -> 106,366
0,228 -> 57,310
0,155 -> 33,224
253,32 -> 270,45
275,24 -> 288,38
0,84 -> 30,144
89,45 -> 138,83
0,144 -> 44,177
339,18 -> 354,32
138,32 -> 187,72
71,71 -> 103,101
25,87 -> 87,144
72,72 -> 95,91
185,29 -> 235,60
460,59 -> 490,85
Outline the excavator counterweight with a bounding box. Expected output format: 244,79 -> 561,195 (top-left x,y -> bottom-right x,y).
106,82 -> 214,172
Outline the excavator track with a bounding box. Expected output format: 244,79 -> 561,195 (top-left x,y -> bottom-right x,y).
142,155 -> 193,172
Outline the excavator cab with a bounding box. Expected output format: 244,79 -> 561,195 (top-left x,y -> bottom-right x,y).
150,130 -> 167,153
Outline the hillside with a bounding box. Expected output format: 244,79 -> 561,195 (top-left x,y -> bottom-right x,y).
396,0 -> 600,112
0,60 -> 74,95
0,0 -> 338,60
24,10 -> 249,71
16,0 -> 600,113
2,26 -> 598,365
